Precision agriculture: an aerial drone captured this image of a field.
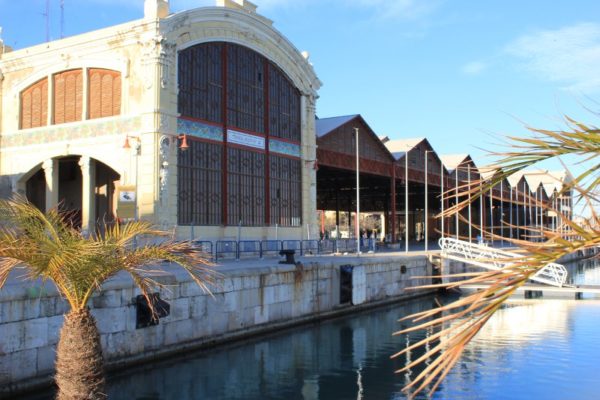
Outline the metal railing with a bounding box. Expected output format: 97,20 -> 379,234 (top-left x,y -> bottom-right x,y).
192,238 -> 386,262
439,237 -> 568,287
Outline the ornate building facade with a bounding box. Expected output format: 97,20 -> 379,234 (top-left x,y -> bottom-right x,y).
0,0 -> 321,240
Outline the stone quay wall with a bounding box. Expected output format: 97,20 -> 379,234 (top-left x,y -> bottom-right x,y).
0,255 -> 435,397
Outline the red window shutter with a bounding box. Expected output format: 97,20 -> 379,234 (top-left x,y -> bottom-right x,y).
89,71 -> 101,119
53,69 -> 82,124
20,78 -> 48,129
54,73 -> 66,124
88,68 -> 121,120
21,91 -> 32,129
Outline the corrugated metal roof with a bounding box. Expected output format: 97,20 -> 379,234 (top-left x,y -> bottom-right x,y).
315,115 -> 358,137
439,154 -> 470,172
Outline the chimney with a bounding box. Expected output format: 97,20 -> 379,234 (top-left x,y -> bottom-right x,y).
216,0 -> 258,14
144,0 -> 169,20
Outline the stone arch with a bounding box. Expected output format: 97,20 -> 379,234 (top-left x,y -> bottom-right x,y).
21,155 -> 121,231
164,7 -> 321,97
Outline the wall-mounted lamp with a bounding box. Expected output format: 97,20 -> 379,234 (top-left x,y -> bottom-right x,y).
123,135 -> 141,154
177,134 -> 189,151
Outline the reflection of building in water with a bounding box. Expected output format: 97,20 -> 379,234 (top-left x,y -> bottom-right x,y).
570,259 -> 600,285
473,300 -> 572,343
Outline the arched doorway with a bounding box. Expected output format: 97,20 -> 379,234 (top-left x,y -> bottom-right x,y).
24,156 -> 120,231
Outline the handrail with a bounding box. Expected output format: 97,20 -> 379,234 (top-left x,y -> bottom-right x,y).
438,237 -> 568,287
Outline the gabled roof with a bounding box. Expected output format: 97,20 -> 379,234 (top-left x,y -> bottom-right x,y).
507,171 -> 526,187
384,138 -> 426,160
315,115 -> 359,137
439,154 -> 471,173
508,169 -> 570,194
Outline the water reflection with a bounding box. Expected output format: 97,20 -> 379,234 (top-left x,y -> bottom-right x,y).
107,297 -> 439,400
104,294 -> 600,400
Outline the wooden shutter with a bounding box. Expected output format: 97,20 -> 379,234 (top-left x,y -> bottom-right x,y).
53,69 -> 83,124
88,68 -> 121,119
20,78 -> 48,129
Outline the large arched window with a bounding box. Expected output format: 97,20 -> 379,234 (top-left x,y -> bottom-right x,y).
177,42 -> 302,227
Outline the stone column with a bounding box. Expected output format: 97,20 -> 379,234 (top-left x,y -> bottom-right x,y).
42,159 -> 59,212
78,156 -> 96,233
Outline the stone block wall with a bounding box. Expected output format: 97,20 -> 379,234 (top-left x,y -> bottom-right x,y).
0,255 -> 433,397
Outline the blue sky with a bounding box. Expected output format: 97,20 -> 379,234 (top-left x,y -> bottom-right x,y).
1,0 -> 599,170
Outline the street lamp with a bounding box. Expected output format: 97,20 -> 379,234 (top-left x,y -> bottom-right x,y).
354,127 -> 361,255
468,164 -> 472,242
440,159 -> 445,240
394,150 -> 409,253
424,150 -> 434,251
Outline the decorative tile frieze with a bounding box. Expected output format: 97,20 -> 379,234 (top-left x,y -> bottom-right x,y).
177,118 -> 223,142
269,139 -> 300,158
1,116 -> 142,147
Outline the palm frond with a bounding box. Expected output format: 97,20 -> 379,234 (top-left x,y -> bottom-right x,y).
398,112 -> 600,398
0,197 -> 216,311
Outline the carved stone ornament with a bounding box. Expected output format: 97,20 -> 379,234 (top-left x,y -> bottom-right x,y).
140,34 -> 176,89
159,135 -> 171,205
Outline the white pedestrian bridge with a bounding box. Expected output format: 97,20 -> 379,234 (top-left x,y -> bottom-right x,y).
439,237 -> 568,287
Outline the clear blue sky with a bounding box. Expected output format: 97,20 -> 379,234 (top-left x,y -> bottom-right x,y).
1,0 -> 599,169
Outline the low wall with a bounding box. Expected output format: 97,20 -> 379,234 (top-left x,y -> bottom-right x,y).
0,255 -> 434,397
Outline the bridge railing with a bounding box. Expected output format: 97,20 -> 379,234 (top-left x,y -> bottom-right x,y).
439,237 -> 568,287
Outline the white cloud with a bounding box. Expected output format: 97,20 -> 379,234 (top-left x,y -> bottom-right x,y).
505,22 -> 600,93
462,61 -> 486,75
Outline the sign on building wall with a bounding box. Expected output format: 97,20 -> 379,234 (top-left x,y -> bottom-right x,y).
227,129 -> 265,150
117,185 -> 136,220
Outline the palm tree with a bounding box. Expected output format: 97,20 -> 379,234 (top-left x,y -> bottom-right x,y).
0,197 -> 216,400
393,115 -> 600,398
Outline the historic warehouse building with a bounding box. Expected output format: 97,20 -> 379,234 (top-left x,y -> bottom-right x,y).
0,0 -> 322,240
0,0 -> 572,248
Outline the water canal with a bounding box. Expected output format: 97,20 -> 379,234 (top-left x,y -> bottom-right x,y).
19,259 -> 600,400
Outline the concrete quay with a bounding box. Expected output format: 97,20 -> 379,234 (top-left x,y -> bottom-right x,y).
0,251 -> 439,398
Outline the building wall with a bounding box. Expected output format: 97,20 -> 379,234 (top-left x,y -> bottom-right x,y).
0,3 -> 321,240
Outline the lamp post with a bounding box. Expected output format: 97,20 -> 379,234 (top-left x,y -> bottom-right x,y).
489,187 -> 493,245
424,150 -> 433,251
440,161 -> 445,240
510,184 -> 513,240
516,183 -> 520,240
405,151 -> 409,253
468,164 -> 472,242
395,150 -> 409,253
354,127 -> 360,255
455,167 -> 459,240
500,179 -> 504,246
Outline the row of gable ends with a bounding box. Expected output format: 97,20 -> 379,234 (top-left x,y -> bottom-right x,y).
316,114 -> 569,198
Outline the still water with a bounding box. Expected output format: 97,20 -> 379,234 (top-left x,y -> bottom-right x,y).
25,260 -> 600,400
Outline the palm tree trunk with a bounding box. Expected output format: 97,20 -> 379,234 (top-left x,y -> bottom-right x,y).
55,308 -> 106,400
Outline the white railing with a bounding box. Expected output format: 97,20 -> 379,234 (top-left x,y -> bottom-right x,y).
439,237 -> 568,287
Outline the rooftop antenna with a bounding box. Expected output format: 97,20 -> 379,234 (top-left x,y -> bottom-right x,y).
44,0 -> 50,42
60,0 -> 65,39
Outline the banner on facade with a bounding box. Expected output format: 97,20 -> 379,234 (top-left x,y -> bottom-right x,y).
227,129 -> 265,150
117,185 -> 136,220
